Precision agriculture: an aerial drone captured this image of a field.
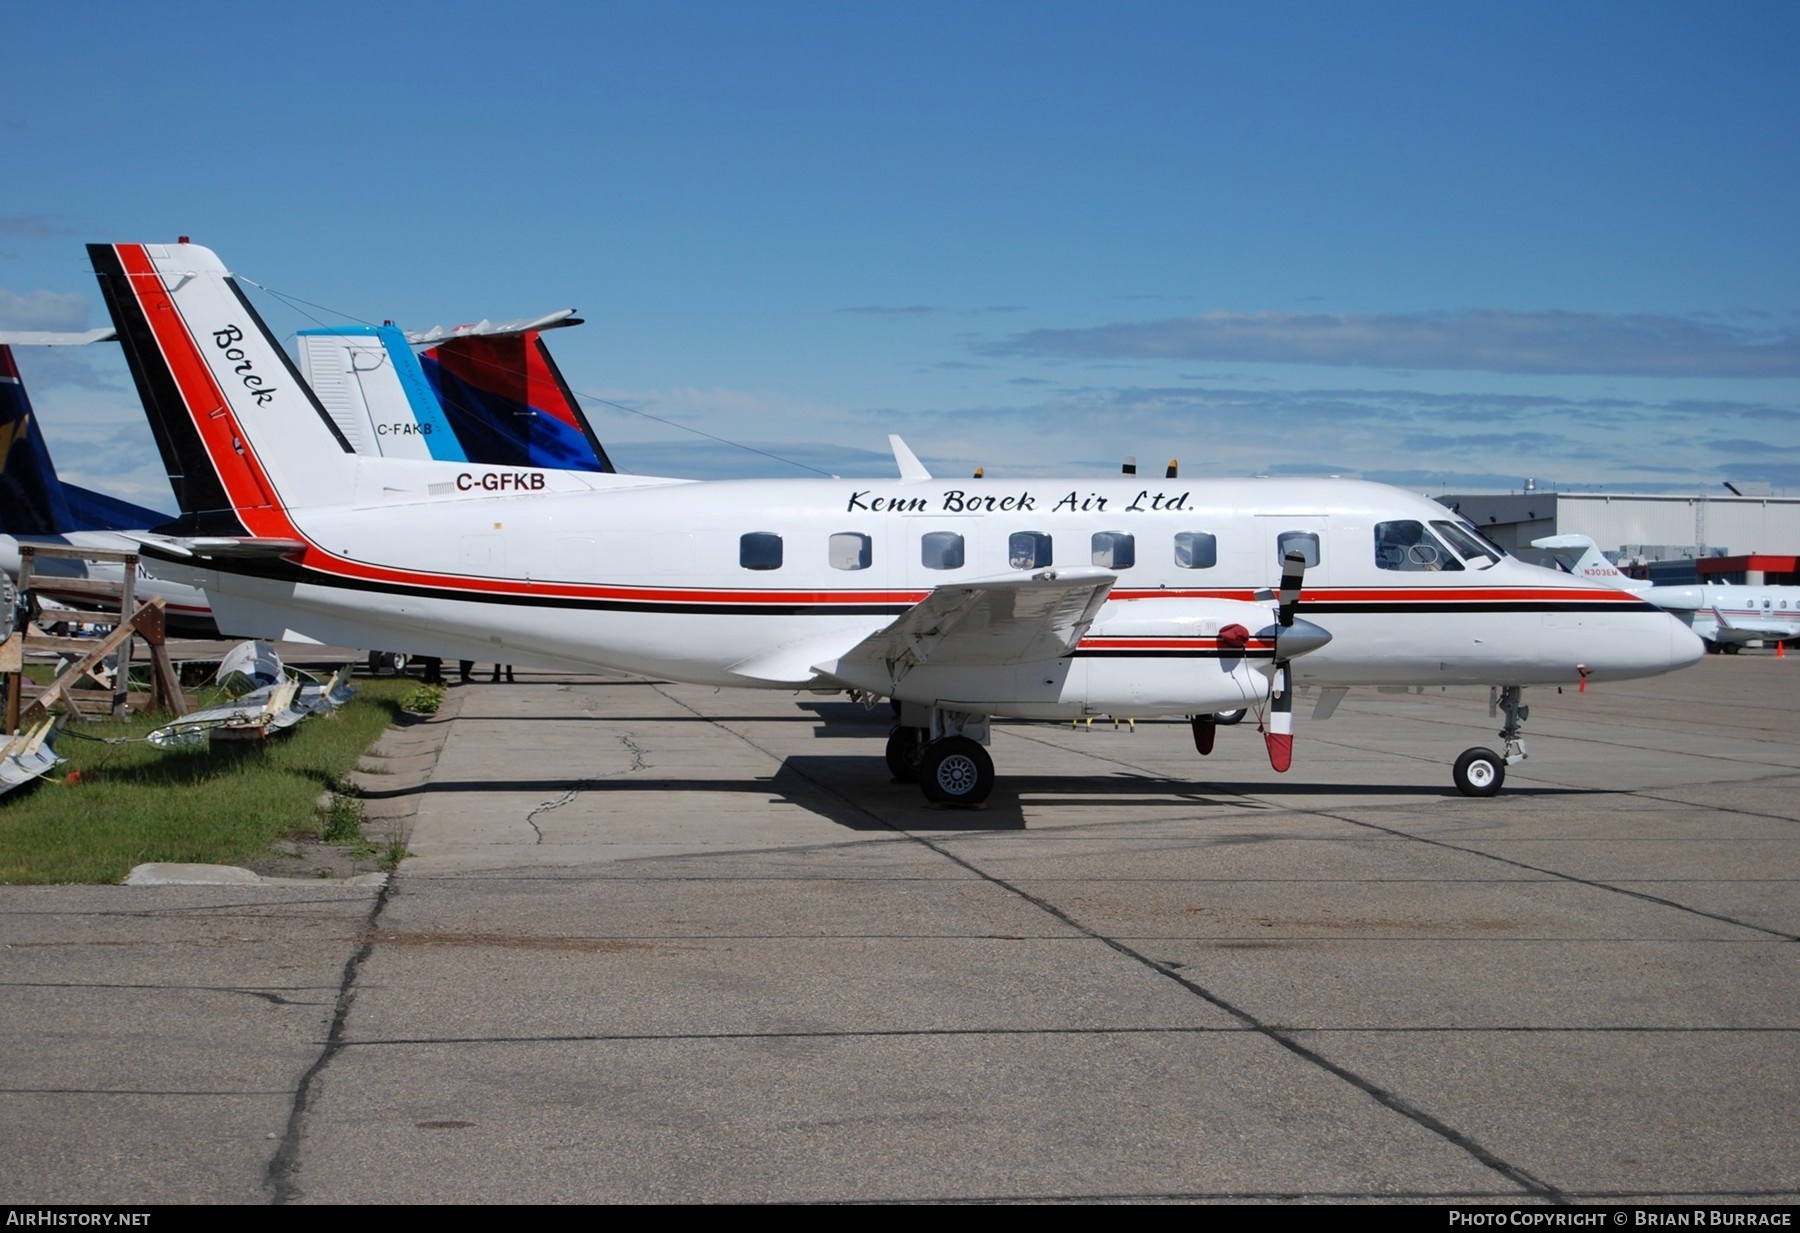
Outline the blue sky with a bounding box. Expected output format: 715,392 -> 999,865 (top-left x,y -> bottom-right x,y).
3,1 -> 1798,507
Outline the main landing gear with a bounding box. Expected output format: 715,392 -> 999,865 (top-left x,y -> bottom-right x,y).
1454,685 -> 1529,798
887,710 -> 996,806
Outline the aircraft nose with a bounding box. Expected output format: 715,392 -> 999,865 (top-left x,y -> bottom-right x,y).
1669,616 -> 1706,669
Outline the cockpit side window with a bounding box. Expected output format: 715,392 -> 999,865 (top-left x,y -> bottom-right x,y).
1431,520 -> 1504,568
1374,520 -> 1462,572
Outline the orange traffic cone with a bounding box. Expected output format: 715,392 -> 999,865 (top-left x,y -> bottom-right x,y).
1779,641 -> 1787,659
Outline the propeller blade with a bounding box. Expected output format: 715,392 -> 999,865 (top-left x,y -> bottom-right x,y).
1263,663 -> 1294,772
1191,713 -> 1217,756
1277,550 -> 1305,627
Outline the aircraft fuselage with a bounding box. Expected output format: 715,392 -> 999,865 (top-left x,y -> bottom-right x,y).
149,465 -> 1702,719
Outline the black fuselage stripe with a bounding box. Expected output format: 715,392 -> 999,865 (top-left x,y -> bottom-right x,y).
1072,651 -> 1277,660
165,551 -> 1669,620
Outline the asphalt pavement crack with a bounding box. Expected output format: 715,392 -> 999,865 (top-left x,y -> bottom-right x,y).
265,877 -> 395,1205
520,732 -> 647,843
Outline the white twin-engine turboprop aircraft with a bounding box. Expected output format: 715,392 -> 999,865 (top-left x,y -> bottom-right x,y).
89,239 -> 1704,803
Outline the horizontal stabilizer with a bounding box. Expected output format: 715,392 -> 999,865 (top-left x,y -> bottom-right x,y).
0,329 -> 117,346
404,310 -> 582,344
131,533 -> 306,559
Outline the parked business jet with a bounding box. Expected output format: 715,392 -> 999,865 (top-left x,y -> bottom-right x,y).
88,239 -> 1703,801
1534,534 -> 1800,653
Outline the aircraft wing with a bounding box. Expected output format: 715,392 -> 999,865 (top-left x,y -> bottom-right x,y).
725,568 -> 1116,687
841,568 -> 1114,681
1711,607 -> 1800,640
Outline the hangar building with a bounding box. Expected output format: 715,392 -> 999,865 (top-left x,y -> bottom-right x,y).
1437,489 -> 1800,585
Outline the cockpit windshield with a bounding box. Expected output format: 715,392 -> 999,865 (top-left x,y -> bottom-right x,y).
1431,520 -> 1506,569
1374,521 -> 1462,571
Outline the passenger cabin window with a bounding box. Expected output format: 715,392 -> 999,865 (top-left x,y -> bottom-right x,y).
829,532 -> 872,571
1276,531 -> 1320,568
921,531 -> 965,570
1092,531 -> 1135,570
739,532 -> 783,571
1173,531 -> 1217,570
1374,520 -> 1462,571
1009,531 -> 1052,569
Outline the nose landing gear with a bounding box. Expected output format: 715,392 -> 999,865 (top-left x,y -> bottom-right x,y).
1454,685 -> 1528,798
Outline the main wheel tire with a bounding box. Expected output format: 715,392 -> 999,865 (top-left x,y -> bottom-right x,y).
885,725 -> 926,783
919,736 -> 995,806
1453,747 -> 1505,797
1723,643 -> 1740,655
1213,708 -> 1247,726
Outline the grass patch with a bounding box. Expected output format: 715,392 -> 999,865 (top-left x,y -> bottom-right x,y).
402,683 -> 447,714
0,677 -> 416,884
321,782 -> 366,843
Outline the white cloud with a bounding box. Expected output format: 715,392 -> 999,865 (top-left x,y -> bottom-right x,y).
987,309 -> 1800,378
0,287 -> 89,331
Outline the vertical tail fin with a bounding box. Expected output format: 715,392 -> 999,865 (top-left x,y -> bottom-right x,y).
420,330 -> 614,472
0,345 -> 77,534
88,241 -> 353,537
297,324 -> 468,462
294,322 -> 613,471
1529,534 -> 1652,592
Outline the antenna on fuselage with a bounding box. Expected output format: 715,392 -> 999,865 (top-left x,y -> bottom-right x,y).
1166,459 -> 1178,479
889,434 -> 932,481
1122,456 -> 1137,476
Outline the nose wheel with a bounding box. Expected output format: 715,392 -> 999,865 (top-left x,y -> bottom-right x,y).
1453,747 -> 1505,797
1453,685 -> 1528,797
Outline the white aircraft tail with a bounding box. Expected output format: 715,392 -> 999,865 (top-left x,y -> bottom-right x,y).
89,241 -> 356,537
1529,534 -> 1651,592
